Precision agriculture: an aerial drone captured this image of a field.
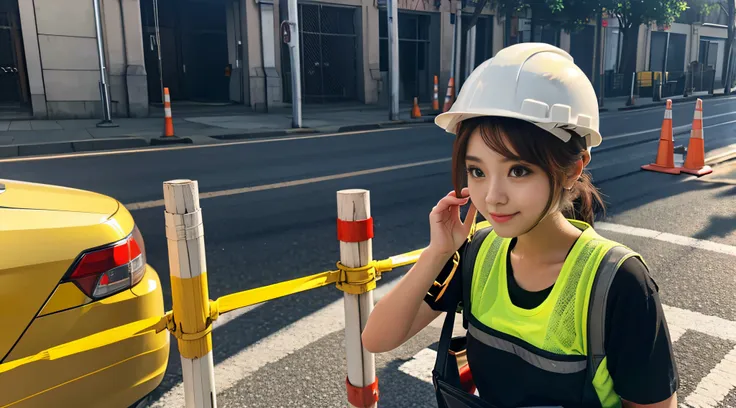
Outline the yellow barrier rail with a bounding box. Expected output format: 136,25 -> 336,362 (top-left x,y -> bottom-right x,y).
0,248 -> 426,376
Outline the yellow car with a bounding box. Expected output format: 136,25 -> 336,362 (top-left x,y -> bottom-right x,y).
0,179 -> 169,408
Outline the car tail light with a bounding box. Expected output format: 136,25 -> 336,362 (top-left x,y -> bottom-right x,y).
66,227 -> 147,300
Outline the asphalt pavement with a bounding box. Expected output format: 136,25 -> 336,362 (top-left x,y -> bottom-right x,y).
1,99 -> 736,407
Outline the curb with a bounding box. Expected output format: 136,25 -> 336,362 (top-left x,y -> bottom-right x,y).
0,137 -> 149,159
617,93 -> 730,111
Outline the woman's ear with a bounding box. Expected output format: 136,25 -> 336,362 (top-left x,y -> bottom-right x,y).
565,152 -> 590,189
581,151 -> 591,167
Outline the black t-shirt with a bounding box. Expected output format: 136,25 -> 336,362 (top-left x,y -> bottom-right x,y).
424,237 -> 679,406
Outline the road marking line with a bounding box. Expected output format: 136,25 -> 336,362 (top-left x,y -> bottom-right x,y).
606,114 -> 736,141
150,274 -> 405,407
668,324 -> 687,343
662,305 -> 736,342
683,346 -> 736,408
0,127 -> 410,163
125,158 -> 452,210
398,348 -> 436,384
596,222 -> 736,257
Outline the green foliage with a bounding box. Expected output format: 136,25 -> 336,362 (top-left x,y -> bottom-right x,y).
599,0 -> 689,28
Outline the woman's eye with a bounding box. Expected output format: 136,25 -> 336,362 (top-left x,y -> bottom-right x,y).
509,166 -> 531,178
467,167 -> 485,178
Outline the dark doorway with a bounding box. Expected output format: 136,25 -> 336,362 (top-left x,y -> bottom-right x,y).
0,0 -> 30,113
140,0 -> 231,103
282,4 -> 359,103
379,10 -> 431,102
570,25 -> 595,82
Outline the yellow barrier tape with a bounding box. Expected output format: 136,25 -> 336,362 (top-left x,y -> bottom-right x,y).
0,239 -> 470,374
211,249 -> 431,315
0,314 -> 167,375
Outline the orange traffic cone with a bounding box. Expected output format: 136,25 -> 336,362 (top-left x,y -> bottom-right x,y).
642,100 -> 681,175
164,87 -> 175,137
150,87 -> 192,146
432,75 -> 440,111
411,97 -> 422,118
443,78 -> 455,113
680,99 -> 713,176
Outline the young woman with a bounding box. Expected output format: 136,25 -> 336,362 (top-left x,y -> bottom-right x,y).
362,43 -> 679,407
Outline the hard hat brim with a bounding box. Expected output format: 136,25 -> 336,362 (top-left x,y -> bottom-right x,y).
435,109 -> 602,149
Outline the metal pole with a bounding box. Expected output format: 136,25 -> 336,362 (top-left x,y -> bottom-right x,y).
288,0 -> 302,127
504,9 -> 511,47
92,0 -> 118,127
449,15 -> 457,81
465,25 -> 476,80
153,0 -> 164,104
662,31 -> 670,98
387,0 -> 399,120
592,12 -> 601,103
454,8 -> 463,89
600,22 -> 606,107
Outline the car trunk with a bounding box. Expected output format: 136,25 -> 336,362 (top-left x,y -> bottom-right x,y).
0,180 -> 121,362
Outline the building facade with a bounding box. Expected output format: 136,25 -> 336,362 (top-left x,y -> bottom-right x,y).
0,0 -> 729,120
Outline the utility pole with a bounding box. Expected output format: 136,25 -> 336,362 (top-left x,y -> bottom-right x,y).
287,0 -> 302,127
465,24 -> 476,79
592,12 -> 601,105
450,14 -> 457,81
387,0 -> 399,120
153,0 -> 164,104
92,0 -> 118,127
454,6 -> 463,88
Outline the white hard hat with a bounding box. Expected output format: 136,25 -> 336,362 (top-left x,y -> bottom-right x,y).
435,42 -> 602,149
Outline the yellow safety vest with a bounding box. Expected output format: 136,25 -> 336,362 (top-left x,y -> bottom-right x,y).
462,219 -> 642,407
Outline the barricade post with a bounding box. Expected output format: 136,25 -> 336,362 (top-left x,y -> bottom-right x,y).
337,189 -> 379,408
163,179 -> 217,408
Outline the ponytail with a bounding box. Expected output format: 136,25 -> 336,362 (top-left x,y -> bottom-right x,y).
563,172 -> 606,226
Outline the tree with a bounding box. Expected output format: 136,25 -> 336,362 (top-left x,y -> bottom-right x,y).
718,0 -> 735,93
597,0 -> 688,77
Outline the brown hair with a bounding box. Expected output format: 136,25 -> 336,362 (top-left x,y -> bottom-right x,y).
451,116 -> 606,226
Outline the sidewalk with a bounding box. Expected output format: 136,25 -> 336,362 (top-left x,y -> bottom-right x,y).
0,102 -> 438,158
1,88 -> 733,159
599,88 -> 730,112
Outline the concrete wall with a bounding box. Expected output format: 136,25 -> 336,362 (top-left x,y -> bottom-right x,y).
34,0 -> 103,118
361,0 -> 380,104
16,0 -> 147,119
245,0 -> 267,111
17,0 -> 47,118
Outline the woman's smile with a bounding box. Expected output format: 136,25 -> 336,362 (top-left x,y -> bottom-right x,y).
490,212 -> 519,223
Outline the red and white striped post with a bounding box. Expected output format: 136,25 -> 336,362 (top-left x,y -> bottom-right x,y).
337,189 -> 379,408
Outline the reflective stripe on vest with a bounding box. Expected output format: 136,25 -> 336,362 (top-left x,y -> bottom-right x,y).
467,323 -> 587,374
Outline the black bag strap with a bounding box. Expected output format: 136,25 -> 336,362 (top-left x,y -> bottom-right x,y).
582,244 -> 638,405
433,225 -> 494,379
461,226 -> 493,329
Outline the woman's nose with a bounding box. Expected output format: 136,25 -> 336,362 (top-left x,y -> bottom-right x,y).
485,178 -> 508,206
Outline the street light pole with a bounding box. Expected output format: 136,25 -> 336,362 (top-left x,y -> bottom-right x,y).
287,0 -> 302,127
387,0 -> 399,120
92,0 -> 118,127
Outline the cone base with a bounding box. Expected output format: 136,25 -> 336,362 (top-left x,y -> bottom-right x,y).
150,136 -> 193,146
641,164 -> 681,175
679,165 -> 713,176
